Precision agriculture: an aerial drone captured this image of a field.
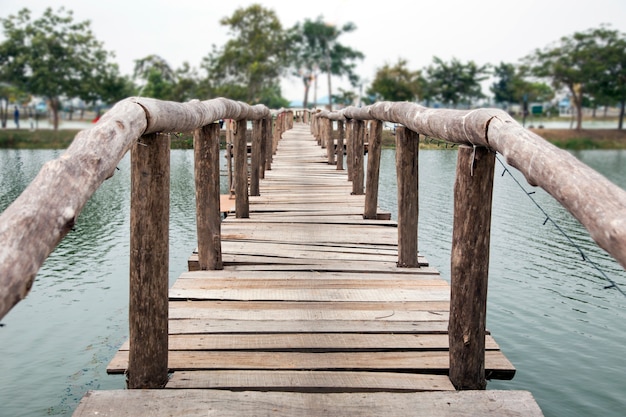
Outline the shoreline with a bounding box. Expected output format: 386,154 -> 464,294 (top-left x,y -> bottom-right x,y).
1,126 -> 625,150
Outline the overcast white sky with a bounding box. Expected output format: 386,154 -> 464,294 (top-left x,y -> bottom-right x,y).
3,0 -> 626,102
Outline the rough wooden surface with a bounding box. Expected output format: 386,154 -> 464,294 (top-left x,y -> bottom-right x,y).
449,145 -> 496,390
127,133 -> 170,388
73,390 -> 544,416
90,123 -> 537,416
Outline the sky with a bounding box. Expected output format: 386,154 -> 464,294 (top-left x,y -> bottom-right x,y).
3,0 -> 626,103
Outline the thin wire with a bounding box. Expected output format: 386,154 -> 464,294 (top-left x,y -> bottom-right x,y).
495,155 -> 626,297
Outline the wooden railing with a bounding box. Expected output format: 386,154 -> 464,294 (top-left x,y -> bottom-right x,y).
0,96 -> 296,388
313,102 -> 626,390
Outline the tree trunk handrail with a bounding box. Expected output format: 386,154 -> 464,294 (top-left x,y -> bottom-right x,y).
315,101 -> 626,272
0,97 -> 272,320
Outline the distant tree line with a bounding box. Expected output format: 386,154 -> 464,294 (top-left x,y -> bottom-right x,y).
1,5 -> 624,131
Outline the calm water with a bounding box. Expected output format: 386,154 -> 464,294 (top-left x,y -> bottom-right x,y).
1,147 -> 625,416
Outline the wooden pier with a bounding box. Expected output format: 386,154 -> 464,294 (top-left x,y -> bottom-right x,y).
73,123 -> 543,416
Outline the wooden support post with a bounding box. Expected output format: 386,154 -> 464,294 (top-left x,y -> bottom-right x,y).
395,127 -> 419,267
336,120 -> 344,171
234,119 -> 249,218
128,133 -> 170,389
327,119 -> 335,165
264,117 -> 272,172
351,120 -> 365,195
250,119 -> 262,196
226,120 -> 234,195
449,145 -> 495,390
346,119 -> 353,181
193,123 -> 223,271
364,120 -> 382,219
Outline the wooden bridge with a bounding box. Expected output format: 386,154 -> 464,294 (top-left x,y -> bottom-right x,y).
83,121 -> 537,416
2,97 -> 626,416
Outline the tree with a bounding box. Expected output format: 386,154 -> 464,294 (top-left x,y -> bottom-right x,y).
491,62 -> 553,114
289,16 -> 363,109
525,25 -> 626,130
332,87 -> 358,108
133,55 -> 176,100
423,57 -> 490,108
368,59 -> 422,102
202,4 -> 288,104
585,26 -> 626,129
0,7 -> 118,130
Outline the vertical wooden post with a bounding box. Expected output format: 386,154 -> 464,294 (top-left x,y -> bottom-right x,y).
346,119 -> 353,181
128,133 -> 169,389
449,145 -> 495,390
194,123 -> 223,271
260,117 -> 269,178
234,119 -> 249,218
226,120 -> 234,196
327,119 -> 335,165
336,120 -> 344,171
352,120 -> 365,195
395,127 -> 419,267
264,117 -> 272,172
364,120 -> 382,219
250,119 -> 262,196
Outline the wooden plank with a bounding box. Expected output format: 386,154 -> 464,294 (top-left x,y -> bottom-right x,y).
168,300 -> 450,311
171,277 -> 449,289
118,334 -> 501,352
189,257 -> 429,272
176,269 -> 441,280
165,370 -> 456,391
168,287 -> 450,302
168,319 -> 451,335
107,350 -> 515,379
167,306 -> 449,321
73,390 -> 544,416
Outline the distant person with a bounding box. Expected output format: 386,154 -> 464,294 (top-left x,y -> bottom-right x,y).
13,106 -> 19,129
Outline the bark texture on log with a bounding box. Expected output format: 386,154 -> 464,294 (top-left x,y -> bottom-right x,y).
364,120 -> 382,219
194,123 -> 223,271
128,133 -> 170,389
449,145 -> 495,390
395,127 -> 419,267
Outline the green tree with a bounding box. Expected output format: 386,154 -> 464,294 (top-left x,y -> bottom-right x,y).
491,62 -> 553,114
0,7 -> 118,129
423,57 -> 490,108
202,4 -> 288,104
332,87 -> 357,107
289,16 -> 363,109
133,54 -> 176,99
584,26 -> 626,129
368,59 -> 422,102
525,25 -> 626,130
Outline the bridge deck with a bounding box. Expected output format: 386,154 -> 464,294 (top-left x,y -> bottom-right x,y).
75,123 -> 543,416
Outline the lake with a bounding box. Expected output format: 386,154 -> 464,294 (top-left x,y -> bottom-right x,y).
1,146 -> 625,416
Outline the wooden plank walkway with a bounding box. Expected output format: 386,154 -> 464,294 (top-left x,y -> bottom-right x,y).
75,123 -> 543,416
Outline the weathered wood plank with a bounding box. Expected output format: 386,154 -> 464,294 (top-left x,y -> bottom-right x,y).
177,268 -> 441,280
169,287 -> 449,303
165,370 -> 455,391
118,333 -> 501,352
107,350 -> 515,379
73,390 -> 544,417
169,319 -> 451,335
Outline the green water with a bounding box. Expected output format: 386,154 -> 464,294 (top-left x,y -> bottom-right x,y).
1,148 -> 625,416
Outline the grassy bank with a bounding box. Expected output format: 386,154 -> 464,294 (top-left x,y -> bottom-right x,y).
2,127 -> 626,151
0,129 -> 206,149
